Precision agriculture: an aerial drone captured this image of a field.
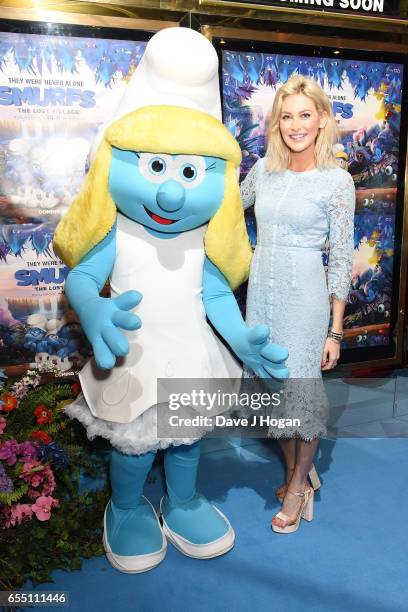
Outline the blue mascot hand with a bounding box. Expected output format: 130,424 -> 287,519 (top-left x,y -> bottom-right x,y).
202,258 -> 289,380
78,290 -> 142,369
233,324 -> 289,380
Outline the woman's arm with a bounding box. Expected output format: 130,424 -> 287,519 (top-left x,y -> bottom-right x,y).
322,171 -> 356,370
331,297 -> 346,334
239,160 -> 259,210
326,171 -> 356,305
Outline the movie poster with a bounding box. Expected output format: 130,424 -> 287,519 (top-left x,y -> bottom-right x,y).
222,50 -> 403,353
0,30 -> 147,373
0,223 -> 91,376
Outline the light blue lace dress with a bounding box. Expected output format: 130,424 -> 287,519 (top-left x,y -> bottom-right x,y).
240,159 -> 356,440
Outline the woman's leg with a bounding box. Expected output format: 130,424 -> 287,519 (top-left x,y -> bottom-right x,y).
292,437 -> 320,490
276,438 -> 296,498
272,437 -> 319,527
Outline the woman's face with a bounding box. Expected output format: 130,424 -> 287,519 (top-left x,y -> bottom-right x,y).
279,93 -> 327,155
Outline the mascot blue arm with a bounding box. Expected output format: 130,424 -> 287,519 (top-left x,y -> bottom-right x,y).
65,226 -> 142,370
203,258 -> 288,379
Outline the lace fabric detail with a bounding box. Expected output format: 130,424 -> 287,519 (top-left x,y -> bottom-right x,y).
239,373 -> 328,442
239,160 -> 259,210
267,378 -> 329,441
327,172 -> 356,302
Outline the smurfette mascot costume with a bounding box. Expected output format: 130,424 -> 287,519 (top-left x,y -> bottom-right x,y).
54,28 -> 288,573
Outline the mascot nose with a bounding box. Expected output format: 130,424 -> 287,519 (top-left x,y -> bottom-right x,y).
156,180 -> 185,212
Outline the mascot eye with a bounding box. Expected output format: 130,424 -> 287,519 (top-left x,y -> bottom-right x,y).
138,153 -> 172,183
377,304 -> 385,312
385,165 -> 393,176
173,155 -> 206,189
180,164 -> 197,182
356,334 -> 363,343
149,157 -> 166,176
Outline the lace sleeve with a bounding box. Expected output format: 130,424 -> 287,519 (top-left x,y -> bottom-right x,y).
327,171 -> 356,302
239,160 -> 259,210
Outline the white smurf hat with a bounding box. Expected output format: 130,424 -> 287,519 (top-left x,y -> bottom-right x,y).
89,27 -> 221,158
113,27 -> 222,121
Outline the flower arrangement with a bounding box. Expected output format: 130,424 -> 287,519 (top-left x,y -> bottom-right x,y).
0,369 -> 109,589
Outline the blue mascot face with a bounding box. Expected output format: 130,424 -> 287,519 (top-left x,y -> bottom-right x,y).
109,148 -> 226,237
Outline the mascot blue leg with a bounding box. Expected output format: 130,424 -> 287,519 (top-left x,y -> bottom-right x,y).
161,442 -> 234,558
104,449 -> 167,573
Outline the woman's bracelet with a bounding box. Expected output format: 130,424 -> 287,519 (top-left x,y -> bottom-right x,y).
327,329 -> 343,344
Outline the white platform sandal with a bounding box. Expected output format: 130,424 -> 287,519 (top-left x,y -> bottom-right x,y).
272,487 -> 314,534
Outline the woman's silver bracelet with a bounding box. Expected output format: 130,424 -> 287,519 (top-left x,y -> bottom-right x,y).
327,330 -> 343,344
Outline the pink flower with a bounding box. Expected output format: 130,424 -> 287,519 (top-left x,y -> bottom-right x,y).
19,504 -> 33,520
28,488 -> 40,499
40,466 -> 56,496
0,417 -> 6,435
20,459 -> 42,482
0,439 -> 19,465
1,506 -> 13,528
10,505 -> 23,525
31,474 -> 42,487
31,496 -> 59,521
10,503 -> 33,525
18,441 -> 39,462
1,503 -> 33,528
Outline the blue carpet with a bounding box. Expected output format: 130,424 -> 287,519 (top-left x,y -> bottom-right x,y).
24,438 -> 408,612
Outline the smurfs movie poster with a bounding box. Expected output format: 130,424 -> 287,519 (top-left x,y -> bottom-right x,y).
0,223 -> 90,375
0,31 -> 146,224
222,49 -> 404,353
0,31 -> 147,373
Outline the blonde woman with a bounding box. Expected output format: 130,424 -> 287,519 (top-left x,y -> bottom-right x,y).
240,75 -> 356,533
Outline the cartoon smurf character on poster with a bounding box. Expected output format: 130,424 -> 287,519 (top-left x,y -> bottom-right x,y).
54,27 -> 288,573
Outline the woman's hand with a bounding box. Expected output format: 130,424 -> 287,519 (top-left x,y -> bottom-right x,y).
321,337 -> 340,370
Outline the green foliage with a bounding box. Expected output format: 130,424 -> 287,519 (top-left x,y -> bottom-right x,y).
0,487 -> 109,590
0,376 -> 110,590
0,483 -> 29,506
6,383 -> 74,441
19,383 -> 74,412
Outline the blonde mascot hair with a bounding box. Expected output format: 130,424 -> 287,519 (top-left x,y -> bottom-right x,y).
53,105 -> 252,291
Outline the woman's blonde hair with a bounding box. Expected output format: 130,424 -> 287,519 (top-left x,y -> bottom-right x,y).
266,74 -> 338,172
53,105 -> 252,290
